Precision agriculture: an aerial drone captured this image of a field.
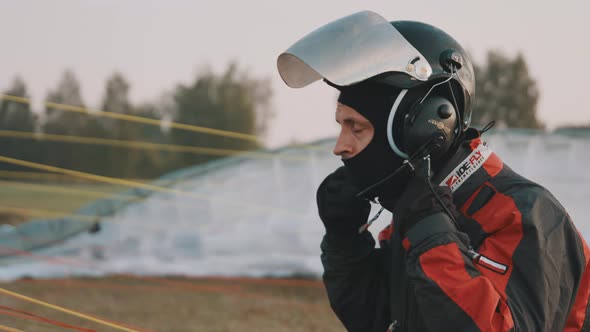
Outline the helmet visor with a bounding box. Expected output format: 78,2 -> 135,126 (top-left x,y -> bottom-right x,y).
277,11 -> 432,88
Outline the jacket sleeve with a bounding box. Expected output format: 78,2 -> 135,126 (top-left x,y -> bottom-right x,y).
320,232 -> 391,332
402,186 -> 589,331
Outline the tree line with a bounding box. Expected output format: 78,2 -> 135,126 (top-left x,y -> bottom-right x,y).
0,63 -> 272,179
0,51 -> 548,179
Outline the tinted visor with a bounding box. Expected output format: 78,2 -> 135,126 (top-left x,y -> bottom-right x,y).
277,11 -> 432,88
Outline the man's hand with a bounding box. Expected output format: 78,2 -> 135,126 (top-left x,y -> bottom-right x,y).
317,166 -> 371,236
393,174 -> 459,236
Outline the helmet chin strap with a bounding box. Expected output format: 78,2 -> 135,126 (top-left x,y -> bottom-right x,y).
386,89 -> 409,159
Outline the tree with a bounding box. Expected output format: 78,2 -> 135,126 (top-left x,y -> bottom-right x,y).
0,77 -> 39,170
99,72 -> 170,178
43,70 -> 88,135
472,51 -> 543,129
41,70 -> 96,171
170,63 -> 273,168
130,101 -> 172,177
3,63 -> 273,178
100,72 -> 132,130
0,77 -> 36,131
99,72 -> 137,177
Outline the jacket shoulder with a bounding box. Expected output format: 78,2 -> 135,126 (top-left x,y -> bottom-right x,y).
490,166 -> 572,237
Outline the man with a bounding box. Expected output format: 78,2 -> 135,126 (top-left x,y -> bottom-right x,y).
277,11 -> 590,332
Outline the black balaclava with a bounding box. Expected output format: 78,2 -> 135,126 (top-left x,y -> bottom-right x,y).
336,78 -> 465,204
337,81 -> 409,201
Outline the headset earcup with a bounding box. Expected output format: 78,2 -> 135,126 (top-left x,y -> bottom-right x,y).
400,99 -> 421,149
402,96 -> 458,159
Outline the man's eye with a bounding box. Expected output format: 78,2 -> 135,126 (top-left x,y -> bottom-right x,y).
353,127 -> 366,134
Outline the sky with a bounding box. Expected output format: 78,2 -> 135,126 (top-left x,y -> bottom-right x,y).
1,0 -> 589,148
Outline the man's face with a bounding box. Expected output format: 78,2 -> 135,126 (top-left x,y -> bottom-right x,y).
333,102 -> 374,160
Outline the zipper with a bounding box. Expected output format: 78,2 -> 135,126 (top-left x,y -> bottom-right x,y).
387,320 -> 400,332
467,246 -> 480,261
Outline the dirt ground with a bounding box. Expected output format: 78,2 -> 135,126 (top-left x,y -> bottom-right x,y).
0,276 -> 344,332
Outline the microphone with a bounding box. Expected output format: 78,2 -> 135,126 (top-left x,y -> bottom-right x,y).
354,135 -> 438,199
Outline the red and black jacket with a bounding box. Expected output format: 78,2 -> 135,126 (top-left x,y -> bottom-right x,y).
321,134 -> 590,331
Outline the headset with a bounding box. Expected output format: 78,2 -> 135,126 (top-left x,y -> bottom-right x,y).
355,49 -> 466,224
387,48 -> 465,162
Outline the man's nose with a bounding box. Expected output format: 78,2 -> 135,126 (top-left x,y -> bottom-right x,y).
333,131 -> 353,157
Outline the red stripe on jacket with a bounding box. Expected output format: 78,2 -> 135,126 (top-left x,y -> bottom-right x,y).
469,138 -> 503,177
470,184 -> 523,300
420,242 -> 514,331
564,232 -> 590,331
379,222 -> 393,243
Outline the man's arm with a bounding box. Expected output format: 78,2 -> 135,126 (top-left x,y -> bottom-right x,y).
402,186 -> 588,331
321,232 -> 391,332
316,167 -> 391,331
403,213 -> 514,331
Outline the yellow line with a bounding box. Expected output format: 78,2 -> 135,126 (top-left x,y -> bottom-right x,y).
0,130 -> 306,161
0,205 -> 97,222
0,205 -> 182,234
2,93 -> 257,141
0,180 -> 132,200
0,324 -> 25,332
0,181 -> 204,220
0,171 -> 73,181
0,204 -> 226,236
0,170 -> 154,183
0,182 -> 299,230
0,155 -> 306,218
0,94 -> 29,104
0,288 -> 139,332
0,180 -> 215,212
0,94 -> 257,142
0,94 -> 328,151
48,101 -> 259,141
0,155 -> 193,193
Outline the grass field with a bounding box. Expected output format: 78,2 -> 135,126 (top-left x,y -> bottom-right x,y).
0,180 -> 131,225
0,276 -> 343,332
